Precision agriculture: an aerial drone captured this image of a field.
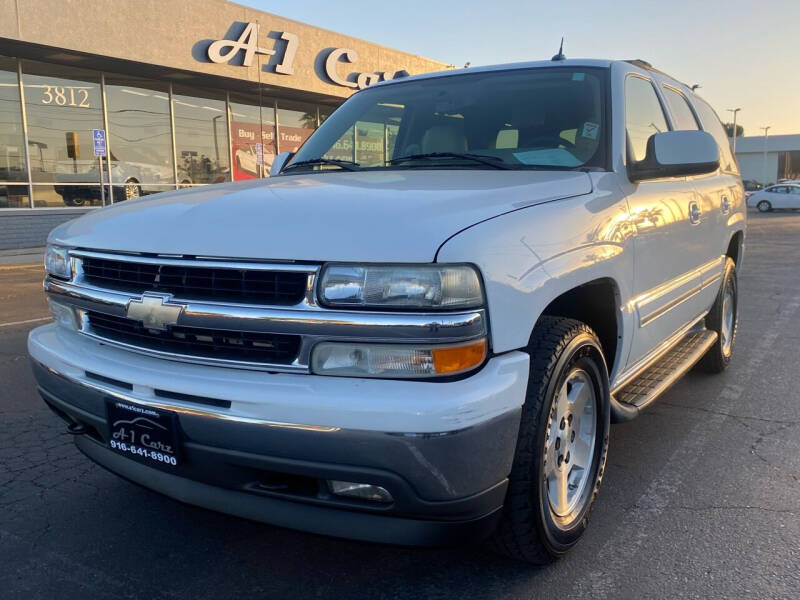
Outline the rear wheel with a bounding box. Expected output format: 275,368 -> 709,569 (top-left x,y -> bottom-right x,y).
757,200 -> 771,212
698,257 -> 738,373
490,317 -> 610,564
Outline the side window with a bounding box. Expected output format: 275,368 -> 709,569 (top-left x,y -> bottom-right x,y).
690,97 -> 739,174
792,187 -> 800,195
625,76 -> 669,162
662,86 -> 699,131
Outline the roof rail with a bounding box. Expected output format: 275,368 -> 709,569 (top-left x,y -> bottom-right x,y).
624,59 -> 691,89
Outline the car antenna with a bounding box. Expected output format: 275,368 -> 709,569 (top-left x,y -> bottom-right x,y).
551,37 -> 566,61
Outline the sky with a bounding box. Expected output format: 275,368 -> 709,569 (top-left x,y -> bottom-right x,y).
241,0 -> 799,137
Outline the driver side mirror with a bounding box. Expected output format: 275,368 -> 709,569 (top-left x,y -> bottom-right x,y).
628,130 -> 719,182
269,152 -> 294,177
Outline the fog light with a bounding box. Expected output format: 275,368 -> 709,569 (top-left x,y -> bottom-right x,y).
328,480 -> 393,503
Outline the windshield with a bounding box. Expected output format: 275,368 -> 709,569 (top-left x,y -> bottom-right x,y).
285,67 -> 608,173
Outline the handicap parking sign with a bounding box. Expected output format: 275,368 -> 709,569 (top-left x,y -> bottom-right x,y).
93,129 -> 106,157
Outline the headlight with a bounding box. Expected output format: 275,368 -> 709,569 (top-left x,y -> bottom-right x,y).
311,338 -> 487,379
45,245 -> 72,280
318,264 -> 484,309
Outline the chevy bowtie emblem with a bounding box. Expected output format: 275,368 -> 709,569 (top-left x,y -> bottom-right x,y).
126,293 -> 185,331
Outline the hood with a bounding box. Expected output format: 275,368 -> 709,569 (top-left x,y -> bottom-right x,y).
50,170 -> 592,262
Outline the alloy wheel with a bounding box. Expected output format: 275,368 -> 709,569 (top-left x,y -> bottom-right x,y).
544,368 -> 598,517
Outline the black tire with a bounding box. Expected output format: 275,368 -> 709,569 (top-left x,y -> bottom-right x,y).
697,257 -> 738,373
489,317 -> 610,564
757,200 -> 771,212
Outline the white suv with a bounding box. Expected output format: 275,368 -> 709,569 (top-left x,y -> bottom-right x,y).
30,58 -> 744,563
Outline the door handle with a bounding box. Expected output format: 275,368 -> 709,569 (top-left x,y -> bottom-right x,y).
721,195 -> 731,214
689,201 -> 701,224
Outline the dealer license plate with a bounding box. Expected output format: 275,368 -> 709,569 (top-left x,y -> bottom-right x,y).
106,398 -> 180,468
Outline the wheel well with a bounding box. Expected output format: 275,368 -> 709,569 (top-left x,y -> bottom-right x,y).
539,278 -> 620,375
726,231 -> 744,266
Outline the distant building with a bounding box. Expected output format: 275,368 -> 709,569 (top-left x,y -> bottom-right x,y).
0,0 -> 447,249
732,134 -> 800,185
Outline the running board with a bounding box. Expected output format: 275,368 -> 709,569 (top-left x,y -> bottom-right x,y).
612,329 -> 718,416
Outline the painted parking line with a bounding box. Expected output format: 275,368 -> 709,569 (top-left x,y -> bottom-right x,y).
0,316 -> 51,329
0,262 -> 43,270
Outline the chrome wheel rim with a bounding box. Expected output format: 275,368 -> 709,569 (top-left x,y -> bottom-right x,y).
544,368 -> 597,517
125,183 -> 140,201
721,286 -> 735,355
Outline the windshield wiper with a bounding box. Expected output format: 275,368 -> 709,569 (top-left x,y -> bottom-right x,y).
283,158 -> 361,172
388,152 -> 513,170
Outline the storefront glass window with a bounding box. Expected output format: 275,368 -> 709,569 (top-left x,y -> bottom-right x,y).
0,184 -> 30,209
0,56 -> 27,186
105,76 -> 174,194
319,105 -> 336,125
22,60 -> 104,206
173,86 -> 230,185
277,101 -> 317,153
229,93 -> 276,180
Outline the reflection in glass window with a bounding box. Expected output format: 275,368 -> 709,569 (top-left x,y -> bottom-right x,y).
22,60 -> 103,199
229,93 -> 276,180
0,184 -> 29,209
34,184 -> 103,208
277,101 -> 317,153
105,77 -> 174,193
691,96 -> 738,174
319,105 -> 337,124
625,76 -> 669,162
173,86 -> 230,185
323,103 -> 403,167
662,87 -> 698,131
0,56 -> 27,186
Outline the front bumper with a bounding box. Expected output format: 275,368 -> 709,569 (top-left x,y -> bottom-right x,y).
29,325 -> 528,545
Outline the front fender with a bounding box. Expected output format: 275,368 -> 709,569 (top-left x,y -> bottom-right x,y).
436,173 -> 635,361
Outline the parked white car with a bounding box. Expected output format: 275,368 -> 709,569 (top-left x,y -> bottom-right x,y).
30,58 -> 744,564
747,183 -> 800,211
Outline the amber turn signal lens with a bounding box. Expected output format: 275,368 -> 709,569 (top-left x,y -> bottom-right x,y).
432,339 -> 487,375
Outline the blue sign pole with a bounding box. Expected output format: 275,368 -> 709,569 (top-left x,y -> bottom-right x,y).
93,129 -> 107,205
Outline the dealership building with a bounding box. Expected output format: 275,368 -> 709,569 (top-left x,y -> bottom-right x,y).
0,0 -> 447,249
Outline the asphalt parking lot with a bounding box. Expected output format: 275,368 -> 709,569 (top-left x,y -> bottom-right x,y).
1,211 -> 798,599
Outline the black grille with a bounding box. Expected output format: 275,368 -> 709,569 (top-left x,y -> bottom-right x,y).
87,311 -> 301,365
80,256 -> 308,306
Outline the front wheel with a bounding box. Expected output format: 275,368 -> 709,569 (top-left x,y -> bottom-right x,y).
757,200 -> 772,212
490,317 -> 610,564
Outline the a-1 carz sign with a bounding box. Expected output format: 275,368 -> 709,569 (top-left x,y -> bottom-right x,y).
205,22 -> 410,90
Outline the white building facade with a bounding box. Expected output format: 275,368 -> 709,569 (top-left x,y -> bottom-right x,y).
733,134 -> 800,185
